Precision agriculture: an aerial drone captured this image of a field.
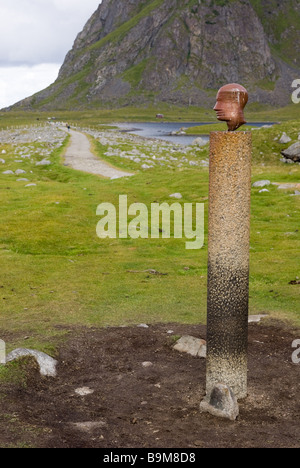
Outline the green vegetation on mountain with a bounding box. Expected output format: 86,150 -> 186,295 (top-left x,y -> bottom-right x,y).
10,0 -> 300,112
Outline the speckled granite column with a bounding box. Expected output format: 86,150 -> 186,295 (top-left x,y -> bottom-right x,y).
206,131 -> 252,400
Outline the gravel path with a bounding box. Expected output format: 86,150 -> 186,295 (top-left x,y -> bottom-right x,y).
63,129 -> 134,179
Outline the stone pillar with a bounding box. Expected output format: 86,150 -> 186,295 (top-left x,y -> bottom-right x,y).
206,131 -> 252,400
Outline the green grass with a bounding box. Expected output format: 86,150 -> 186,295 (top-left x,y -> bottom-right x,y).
122,59 -> 150,88
185,123 -> 254,134
3,99 -> 300,127
0,114 -> 299,357
250,0 -> 300,66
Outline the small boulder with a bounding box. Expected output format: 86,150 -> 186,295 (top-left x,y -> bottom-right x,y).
6,349 -> 58,377
277,183 -> 300,190
279,132 -> 292,144
15,169 -> 26,175
75,387 -> 94,396
280,157 -> 294,164
248,314 -> 268,323
2,170 -> 14,175
252,180 -> 271,188
137,323 -> 149,329
36,159 -> 51,166
192,137 -> 207,147
281,141 -> 300,163
169,193 -> 183,199
142,362 -> 153,368
200,384 -> 239,421
174,336 -> 206,358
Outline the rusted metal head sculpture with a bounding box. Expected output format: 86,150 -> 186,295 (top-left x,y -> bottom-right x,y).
214,83 -> 248,131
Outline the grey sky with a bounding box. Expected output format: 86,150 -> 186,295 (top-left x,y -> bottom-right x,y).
0,0 -> 101,108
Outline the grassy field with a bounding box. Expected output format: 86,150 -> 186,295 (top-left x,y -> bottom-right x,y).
1,100 -> 300,128
0,111 -> 299,358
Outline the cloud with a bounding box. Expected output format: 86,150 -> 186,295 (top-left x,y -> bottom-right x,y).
0,0 -> 101,65
0,0 -> 101,108
0,64 -> 61,109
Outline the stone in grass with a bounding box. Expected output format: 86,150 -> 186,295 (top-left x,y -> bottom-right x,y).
279,132 -> 292,144
36,159 -> 51,166
252,180 -> 271,188
15,169 -> 26,175
0,159 -> 5,164
6,349 -> 58,377
25,183 -> 37,187
277,183 -> 300,190
281,141 -> 300,163
192,137 -> 207,147
169,193 -> 183,199
173,336 -> 207,358
200,384 -> 239,421
3,170 -> 14,175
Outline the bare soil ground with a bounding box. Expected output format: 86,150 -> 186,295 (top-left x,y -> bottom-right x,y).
0,320 -> 299,448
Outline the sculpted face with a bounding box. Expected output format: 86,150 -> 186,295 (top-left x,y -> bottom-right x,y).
214,83 -> 248,131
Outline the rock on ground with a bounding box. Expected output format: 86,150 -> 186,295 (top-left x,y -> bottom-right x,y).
279,132 -> 292,144
6,349 -> 58,377
281,141 -> 300,162
252,180 -> 271,188
200,384 -> 239,421
75,387 -> 94,396
36,159 -> 51,166
259,189 -> 269,193
192,137 -> 207,147
248,315 -> 268,323
173,336 -> 207,358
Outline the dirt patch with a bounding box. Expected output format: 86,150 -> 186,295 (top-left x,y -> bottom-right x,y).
0,321 -> 299,448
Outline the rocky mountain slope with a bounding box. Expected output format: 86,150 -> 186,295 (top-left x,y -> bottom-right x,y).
14,0 -> 300,110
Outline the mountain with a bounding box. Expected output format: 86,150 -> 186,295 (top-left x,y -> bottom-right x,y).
13,0 -> 300,110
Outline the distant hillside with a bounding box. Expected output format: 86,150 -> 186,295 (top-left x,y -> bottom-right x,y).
12,0 -> 300,110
